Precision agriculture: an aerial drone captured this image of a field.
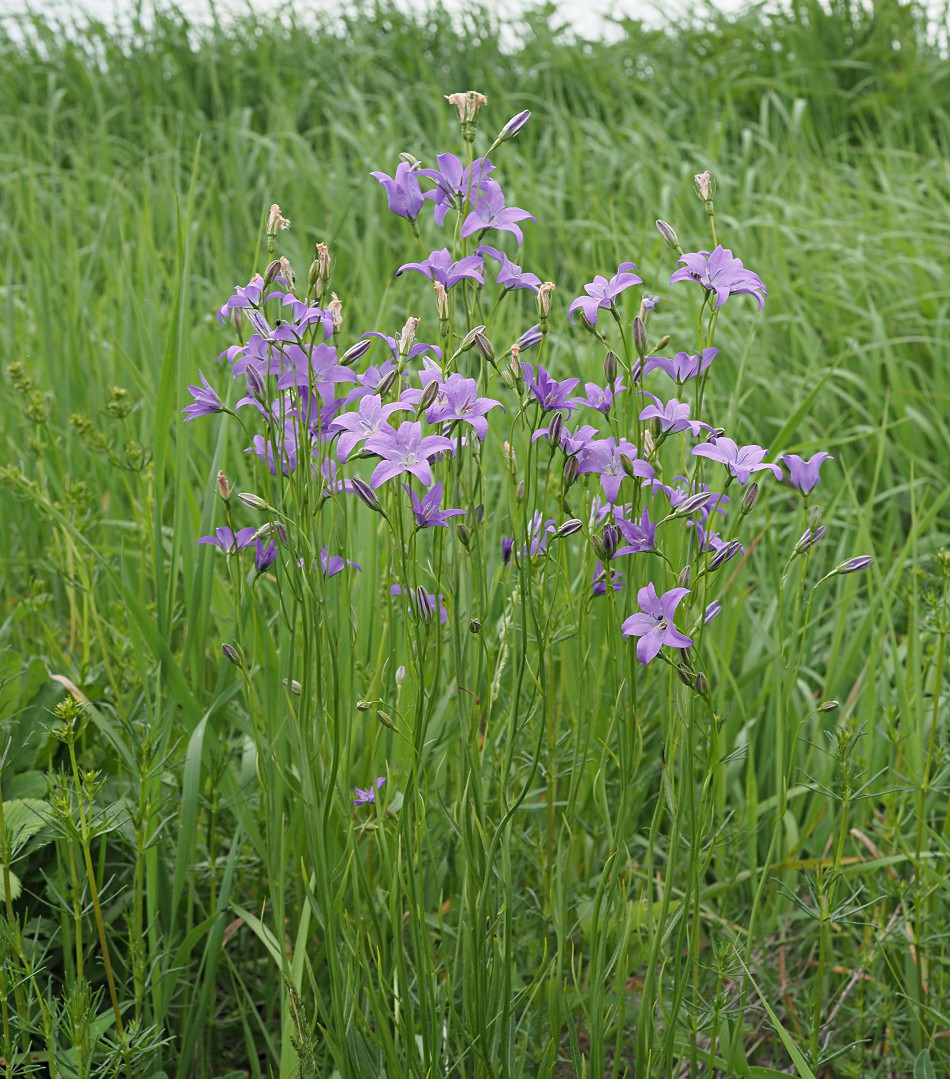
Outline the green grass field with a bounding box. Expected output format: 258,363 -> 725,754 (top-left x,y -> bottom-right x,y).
1,1 -> 949,1075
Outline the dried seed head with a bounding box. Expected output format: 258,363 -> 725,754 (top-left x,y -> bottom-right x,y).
217,470 -> 232,502
433,280 -> 449,320
694,170 -> 713,201
278,256 -> 296,292
267,203 -> 291,236
398,316 -> 420,356
445,90 -> 487,125
537,281 -> 555,321
328,292 -> 343,332
469,618 -> 481,634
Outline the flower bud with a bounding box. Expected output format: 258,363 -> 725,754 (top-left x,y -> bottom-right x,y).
238,492 -> 270,511
603,349 -> 619,383
740,482 -> 759,516
834,555 -> 873,575
263,258 -> 283,287
501,537 -> 514,565
356,699 -> 372,711
459,324 -> 487,353
469,618 -> 481,634
654,334 -> 671,351
563,454 -> 579,488
222,643 -> 241,667
245,366 -> 267,403
793,526 -> 826,555
474,331 -> 494,362
456,523 -> 471,547
708,540 -> 743,571
676,664 -> 695,688
678,565 -> 691,589
655,220 -> 682,254
632,316 -> 647,358
553,518 -> 583,539
694,672 -> 709,697
819,700 -> 839,712
217,470 -> 232,502
497,109 -> 530,143
474,503 -> 485,525
377,369 -> 397,397
516,481 -> 525,503
809,504 -> 822,531
547,411 -> 563,449
418,379 -> 441,411
395,665 -> 406,686
351,477 -> 386,516
414,586 -> 433,623
601,523 -> 620,559
341,339 -> 373,367
284,678 -> 302,695
674,491 -> 711,517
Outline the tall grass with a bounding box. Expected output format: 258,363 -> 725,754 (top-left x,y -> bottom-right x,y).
0,2 -> 948,1076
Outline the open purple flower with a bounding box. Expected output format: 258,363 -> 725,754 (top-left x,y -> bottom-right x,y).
693,437 -> 783,485
569,262 -> 642,326
329,394 -> 412,461
425,373 -> 504,439
569,379 -> 625,414
670,246 -> 767,310
461,181 -> 535,245
182,371 -> 225,421
522,363 -> 579,413
418,153 -> 494,226
370,161 -> 425,220
216,273 -> 287,323
780,452 -> 834,495
197,526 -> 259,552
406,481 -> 466,528
592,562 -> 624,596
321,546 -> 361,577
641,348 -> 720,383
476,245 -> 541,291
577,438 -> 654,503
364,420 -> 455,488
255,537 -> 278,573
353,777 -> 386,806
621,584 -> 693,665
639,394 -> 710,437
614,508 -> 656,555
395,248 -> 484,290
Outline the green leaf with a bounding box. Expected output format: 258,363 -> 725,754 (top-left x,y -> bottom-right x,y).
0,868 -> 21,902
914,1050 -> 936,1079
737,956 -> 817,1079
3,798 -> 51,855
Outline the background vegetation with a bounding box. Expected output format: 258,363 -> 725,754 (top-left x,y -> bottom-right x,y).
1,0 -> 949,1075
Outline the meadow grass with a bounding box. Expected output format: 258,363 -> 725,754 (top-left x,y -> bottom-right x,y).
0,1 -> 949,1076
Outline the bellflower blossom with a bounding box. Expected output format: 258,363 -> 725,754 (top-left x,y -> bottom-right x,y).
641,348 -> 720,382
461,181 -> 535,245
515,324 -> 543,352
395,248 -> 484,289
621,584 -> 694,666
692,437 -> 783,485
424,373 -> 504,439
614,508 -> 656,555
639,394 -> 710,437
320,547 -> 361,577
216,273 -> 287,323
353,777 -> 386,806
569,380 -> 625,414
522,363 -> 579,413
364,420 -> 455,488
418,153 -> 494,226
593,562 -> 624,596
182,372 -> 226,421
670,246 -> 767,310
476,245 -> 541,291
405,482 -> 466,529
197,526 -> 259,552
568,262 -> 642,326
577,438 -> 654,503
370,161 -> 425,220
329,394 -> 413,461
780,452 -> 834,495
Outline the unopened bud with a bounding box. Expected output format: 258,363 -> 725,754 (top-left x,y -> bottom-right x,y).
395,665 -> 406,686
351,477 -> 386,516
245,366 -> 267,403
655,220 -> 682,254
356,699 -> 371,711
474,503 -> 484,525
563,455 -> 579,488
819,700 -> 840,712
694,672 -> 709,697
474,331 -> 494,362
809,504 -> 822,530
678,565 -> 691,589
414,586 -> 433,623
217,470 -> 231,501
632,316 -> 647,358
674,492 -> 711,517
603,350 -> 619,383
284,678 -> 302,695
740,482 -> 759,516
459,324 -> 487,352
377,369 -> 397,397
238,492 -> 270,511
654,334 -> 671,351
418,379 -> 441,411
377,710 -> 393,727
793,526 -> 826,555
496,109 -> 530,143
708,539 -> 743,571
516,481 -> 525,503
547,411 -> 563,449
263,258 -> 283,287
834,555 -> 874,575
222,643 -> 241,667
341,339 -> 373,367
469,618 -> 481,634
553,518 -> 583,539
676,664 -> 695,688
456,523 -> 471,547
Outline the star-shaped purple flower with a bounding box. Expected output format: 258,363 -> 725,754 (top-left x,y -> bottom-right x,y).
182,371 -> 225,421
521,363 -> 579,413
692,437 -> 783,485
370,161 -> 425,221
425,373 -> 504,440
614,507 -> 656,555
418,153 -> 494,226
569,380 -> 625,414
779,451 -> 834,495
670,245 -> 767,310
353,777 -> 386,806
621,584 -> 694,665
639,394 -> 710,437
577,438 -> 654,503
568,263 -> 642,326
641,348 -> 720,383
320,546 -> 361,577
329,394 -> 413,461
395,248 -> 484,290
364,420 -> 455,488
461,181 -> 535,246
405,481 -> 466,528
476,245 -> 541,291
197,526 -> 259,552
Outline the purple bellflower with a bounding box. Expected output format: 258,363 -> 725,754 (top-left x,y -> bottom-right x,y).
641,348 -> 720,383
425,373 -> 504,439
353,777 -> 386,806
639,394 -> 710,437
329,394 -> 413,461
692,437 -> 783,485
521,363 -> 579,413
621,584 -> 694,666
614,508 -> 656,555
461,181 -> 535,245
216,273 -> 287,323
569,263 -> 642,326
255,537 -> 278,573
321,546 -> 361,577
515,324 -> 543,352
593,562 -> 624,596
395,248 -> 484,290
418,154 -> 494,226
670,246 -> 767,310
476,245 -> 541,291
197,526 -> 259,552
577,438 -> 654,503
182,371 -> 225,421
569,380 -> 625,414
780,452 -> 834,495
370,162 -> 425,220
406,481 -> 466,529
364,420 -> 455,488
